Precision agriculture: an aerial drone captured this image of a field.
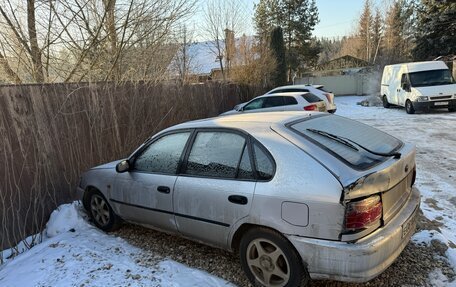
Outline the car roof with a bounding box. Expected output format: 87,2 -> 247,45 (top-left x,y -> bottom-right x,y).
269,85 -> 319,91
165,111 -> 319,131
256,91 -> 310,99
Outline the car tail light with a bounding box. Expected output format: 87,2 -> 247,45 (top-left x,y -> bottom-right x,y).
304,104 -> 317,111
324,93 -> 333,104
344,195 -> 382,230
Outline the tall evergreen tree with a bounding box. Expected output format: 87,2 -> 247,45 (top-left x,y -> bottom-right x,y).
269,27 -> 287,86
254,0 -> 319,79
413,0 -> 456,60
358,0 -> 374,62
383,0 -> 416,64
371,8 -> 383,64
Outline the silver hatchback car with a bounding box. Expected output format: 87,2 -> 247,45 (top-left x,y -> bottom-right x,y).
78,112 -> 420,287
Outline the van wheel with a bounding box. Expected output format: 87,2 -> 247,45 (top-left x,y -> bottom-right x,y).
382,95 -> 390,108
405,100 -> 415,114
239,228 -> 310,287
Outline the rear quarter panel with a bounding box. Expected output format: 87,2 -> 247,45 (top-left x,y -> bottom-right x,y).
241,127 -> 345,240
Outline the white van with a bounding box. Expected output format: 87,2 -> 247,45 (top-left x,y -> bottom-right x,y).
381,61 -> 456,114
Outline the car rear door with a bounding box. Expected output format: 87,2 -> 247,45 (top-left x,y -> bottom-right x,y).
111,131 -> 191,233
173,130 -> 256,248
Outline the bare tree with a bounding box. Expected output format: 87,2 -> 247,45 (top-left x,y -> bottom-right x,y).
0,0 -> 198,84
202,0 -> 246,81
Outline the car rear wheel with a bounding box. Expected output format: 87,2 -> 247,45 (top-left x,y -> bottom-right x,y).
87,189 -> 121,231
405,100 -> 415,114
382,95 -> 390,108
240,228 -> 309,287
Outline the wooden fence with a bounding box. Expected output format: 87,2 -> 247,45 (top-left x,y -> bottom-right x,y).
0,81 -> 266,254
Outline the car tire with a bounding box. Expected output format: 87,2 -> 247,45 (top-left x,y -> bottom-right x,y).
86,189 -> 121,232
239,228 -> 310,287
382,95 -> 390,108
328,109 -> 336,114
449,107 -> 455,112
405,100 -> 415,114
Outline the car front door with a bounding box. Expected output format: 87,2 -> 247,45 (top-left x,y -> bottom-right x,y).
173,130 -> 256,248
111,131 -> 191,233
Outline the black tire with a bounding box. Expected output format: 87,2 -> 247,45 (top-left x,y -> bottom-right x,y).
382,95 -> 390,108
86,189 -> 121,232
405,100 -> 415,114
328,109 -> 336,114
239,228 -> 310,287
449,107 -> 455,112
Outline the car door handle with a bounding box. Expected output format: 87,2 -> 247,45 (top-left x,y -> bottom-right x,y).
228,195 -> 248,205
157,186 -> 170,194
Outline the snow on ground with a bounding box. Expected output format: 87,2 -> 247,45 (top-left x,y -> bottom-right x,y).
1,96 -> 455,287
336,96 -> 456,277
0,202 -> 233,287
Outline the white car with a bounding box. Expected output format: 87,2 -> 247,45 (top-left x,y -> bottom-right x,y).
220,92 -> 327,116
266,85 -> 337,113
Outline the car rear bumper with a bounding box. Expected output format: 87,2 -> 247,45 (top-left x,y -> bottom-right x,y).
287,187 -> 420,282
413,99 -> 456,111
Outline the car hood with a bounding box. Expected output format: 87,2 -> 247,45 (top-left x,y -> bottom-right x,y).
413,84 -> 456,96
90,160 -> 122,170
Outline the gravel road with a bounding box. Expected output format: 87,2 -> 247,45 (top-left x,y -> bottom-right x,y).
113,211 -> 455,287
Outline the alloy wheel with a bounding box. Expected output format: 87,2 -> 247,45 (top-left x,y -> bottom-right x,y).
90,194 -> 110,226
246,238 -> 290,287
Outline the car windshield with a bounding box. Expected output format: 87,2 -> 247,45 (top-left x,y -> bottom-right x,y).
409,69 -> 454,87
288,115 -> 403,169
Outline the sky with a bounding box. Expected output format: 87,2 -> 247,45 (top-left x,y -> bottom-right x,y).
191,0 -> 384,40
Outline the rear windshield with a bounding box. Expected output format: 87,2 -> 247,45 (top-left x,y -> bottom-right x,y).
300,93 -> 322,103
288,115 -> 403,170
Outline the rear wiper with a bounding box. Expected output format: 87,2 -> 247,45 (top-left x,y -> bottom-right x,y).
306,128 -> 359,151
306,128 -> 401,159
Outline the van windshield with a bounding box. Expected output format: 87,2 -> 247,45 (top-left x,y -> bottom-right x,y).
409,69 -> 454,87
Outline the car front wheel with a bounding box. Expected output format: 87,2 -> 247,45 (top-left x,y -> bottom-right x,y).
239,228 -> 309,287
87,189 -> 121,231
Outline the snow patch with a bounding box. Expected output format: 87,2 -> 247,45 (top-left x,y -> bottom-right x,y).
46,202 -> 89,237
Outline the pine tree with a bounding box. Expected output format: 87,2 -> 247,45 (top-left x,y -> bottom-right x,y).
269,26 -> 287,86
254,0 -> 319,79
358,0 -> 374,62
371,8 -> 383,64
413,0 -> 456,60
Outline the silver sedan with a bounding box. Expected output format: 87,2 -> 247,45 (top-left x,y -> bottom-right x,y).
78,112 -> 420,287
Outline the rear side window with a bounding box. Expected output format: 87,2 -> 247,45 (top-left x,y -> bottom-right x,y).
301,93 -> 322,103
253,143 -> 274,180
283,96 -> 298,105
185,132 -> 245,178
263,96 -> 285,108
288,115 -> 403,170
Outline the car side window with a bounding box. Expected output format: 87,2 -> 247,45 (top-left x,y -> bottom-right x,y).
401,73 -> 408,86
185,132 -> 246,178
283,96 -> 298,105
253,143 -> 274,180
133,132 -> 190,174
263,96 -> 285,108
243,98 -> 265,111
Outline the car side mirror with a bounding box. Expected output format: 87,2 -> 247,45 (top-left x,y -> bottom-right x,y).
235,105 -> 242,111
116,160 -> 130,173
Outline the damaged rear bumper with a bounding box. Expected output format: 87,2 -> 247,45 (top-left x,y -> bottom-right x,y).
287,187 -> 420,282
